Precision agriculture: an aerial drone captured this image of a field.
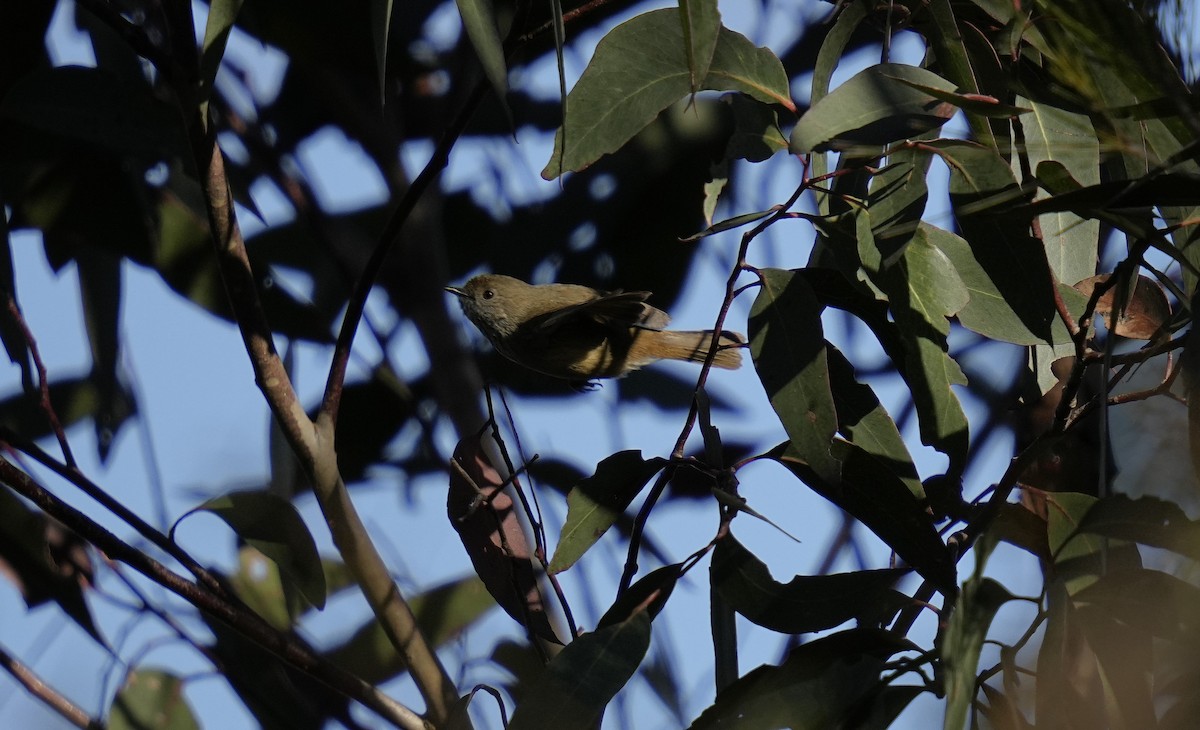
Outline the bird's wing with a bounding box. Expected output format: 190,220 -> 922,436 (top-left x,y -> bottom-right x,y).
537,290 -> 671,332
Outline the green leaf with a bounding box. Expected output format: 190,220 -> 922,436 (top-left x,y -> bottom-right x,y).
790,64 -> 958,153
711,534 -> 908,634
808,0 -> 869,190
771,440 -> 957,594
678,0 -> 721,95
749,268 -> 840,485
723,93 -> 788,162
890,77 -> 1031,118
874,226 -> 970,473
327,575 -> 497,685
369,0 -> 394,106
542,8 -> 793,178
682,208 -> 774,242
199,0 -> 245,105
175,490 -> 327,610
1075,494 -> 1200,562
110,670 -> 199,730
826,345 -> 922,499
549,451 -> 666,574
925,140 -> 1064,344
689,629 -> 919,729
942,578 -> 1014,730
919,0 -> 998,148
508,613 -> 652,730
1020,98 -> 1100,287
455,0 -> 511,120
929,222 -> 1086,346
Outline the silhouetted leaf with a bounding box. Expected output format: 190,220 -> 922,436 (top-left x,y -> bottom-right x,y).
826,345 -> 922,499
455,0 -> 510,120
598,563 -> 681,628
1075,494 -> 1200,561
550,450 -> 666,574
690,628 -> 919,729
0,486 -> 100,643
711,533 -> 908,634
770,440 -> 956,594
509,612 -> 651,730
750,268 -> 840,485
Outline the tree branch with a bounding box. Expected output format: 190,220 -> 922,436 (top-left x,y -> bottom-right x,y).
0,457 -> 428,730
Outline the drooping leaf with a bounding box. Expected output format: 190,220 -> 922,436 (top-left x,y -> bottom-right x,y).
678,0 -> 721,95
872,225 -> 970,474
790,64 -> 958,153
109,670 -> 199,730
199,0 -> 245,105
711,533 -> 909,634
508,613 -> 651,730
749,268 -> 840,485
942,578 -> 1015,730
455,0 -> 511,121
932,139 -> 1061,344
770,440 -> 956,595
175,490 -> 326,610
542,8 -> 793,178
825,345 -> 922,499
448,433 -> 561,644
689,629 -> 919,729
929,222 -> 1086,346
368,0 -> 394,106
549,450 -> 666,574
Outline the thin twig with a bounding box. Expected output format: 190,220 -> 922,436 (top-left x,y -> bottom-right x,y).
0,643 -> 103,730
0,457 -> 428,730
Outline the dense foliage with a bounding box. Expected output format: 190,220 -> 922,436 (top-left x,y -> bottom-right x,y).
1,0 -> 1199,728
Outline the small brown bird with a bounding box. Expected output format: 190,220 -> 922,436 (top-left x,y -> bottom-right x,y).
446,274 -> 744,382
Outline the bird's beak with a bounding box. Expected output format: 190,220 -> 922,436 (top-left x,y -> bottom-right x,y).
445,286 -> 466,298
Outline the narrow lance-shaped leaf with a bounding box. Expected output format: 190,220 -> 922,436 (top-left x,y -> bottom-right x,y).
825,345 -> 922,499
749,268 -> 840,485
942,578 -> 1014,730
199,0 -> 245,106
508,613 -> 652,730
874,226 -> 970,475
369,0 -> 394,106
790,64 -> 958,153
678,0 -> 721,95
549,450 -> 666,574
455,0 -> 511,122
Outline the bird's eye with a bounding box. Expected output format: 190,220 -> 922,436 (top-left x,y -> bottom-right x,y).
483,289 -> 495,300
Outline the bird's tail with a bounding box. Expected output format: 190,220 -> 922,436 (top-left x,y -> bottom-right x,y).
652,330 -> 745,369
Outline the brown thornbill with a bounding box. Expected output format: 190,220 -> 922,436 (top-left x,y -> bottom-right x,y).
446,274 -> 744,382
